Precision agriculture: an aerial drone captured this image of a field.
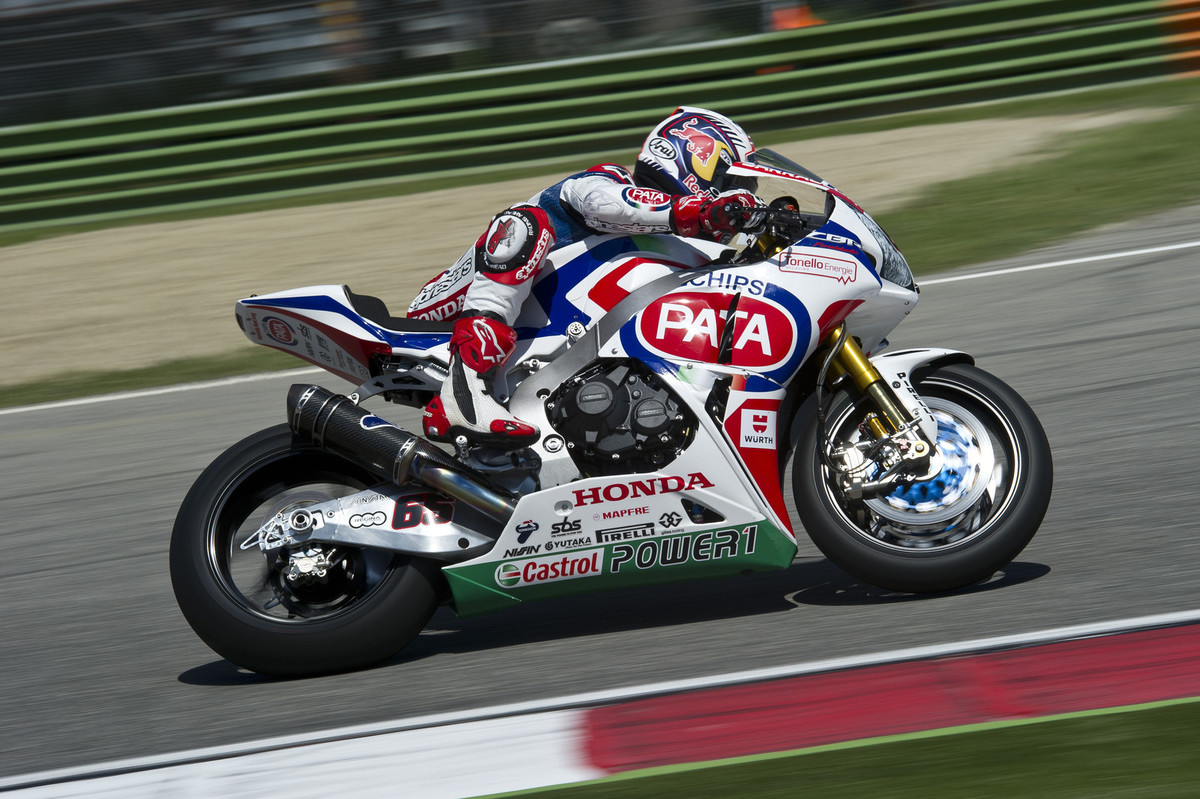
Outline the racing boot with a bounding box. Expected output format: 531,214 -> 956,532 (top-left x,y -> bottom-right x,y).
423,314 -> 539,447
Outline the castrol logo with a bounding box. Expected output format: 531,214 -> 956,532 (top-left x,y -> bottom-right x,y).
637,291 -> 796,369
494,549 -> 604,588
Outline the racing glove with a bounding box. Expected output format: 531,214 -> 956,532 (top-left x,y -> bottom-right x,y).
671,191 -> 766,241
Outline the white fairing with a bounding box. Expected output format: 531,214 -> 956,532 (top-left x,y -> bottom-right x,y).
870,348 -> 971,442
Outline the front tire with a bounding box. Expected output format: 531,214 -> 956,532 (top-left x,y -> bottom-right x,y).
794,363 -> 1052,593
170,424 -> 442,677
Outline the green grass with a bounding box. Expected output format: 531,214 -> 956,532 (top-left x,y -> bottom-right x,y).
4,76 -> 1199,408
490,699 -> 1200,799
876,98 -> 1200,270
0,345 -> 301,409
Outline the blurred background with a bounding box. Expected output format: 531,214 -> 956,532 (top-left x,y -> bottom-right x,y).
3,0 -> 1200,792
1,0 -> 970,126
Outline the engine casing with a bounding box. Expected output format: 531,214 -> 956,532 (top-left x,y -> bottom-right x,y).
546,361 -> 696,476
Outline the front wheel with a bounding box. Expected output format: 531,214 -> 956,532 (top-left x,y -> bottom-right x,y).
170,424 -> 443,677
793,363 -> 1052,593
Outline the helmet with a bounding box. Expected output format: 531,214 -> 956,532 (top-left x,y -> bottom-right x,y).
634,107 -> 755,197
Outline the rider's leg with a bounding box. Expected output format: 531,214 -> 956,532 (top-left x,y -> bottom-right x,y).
424,205 -> 554,445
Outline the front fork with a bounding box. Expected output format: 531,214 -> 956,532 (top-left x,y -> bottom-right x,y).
820,327 -> 934,498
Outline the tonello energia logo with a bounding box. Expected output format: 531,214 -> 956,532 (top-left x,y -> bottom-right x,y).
637,292 -> 796,369
779,251 -> 859,284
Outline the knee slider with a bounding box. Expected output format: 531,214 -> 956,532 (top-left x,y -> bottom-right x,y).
475,205 -> 556,285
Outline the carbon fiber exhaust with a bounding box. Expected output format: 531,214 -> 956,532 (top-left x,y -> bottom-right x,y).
287,384 -> 516,523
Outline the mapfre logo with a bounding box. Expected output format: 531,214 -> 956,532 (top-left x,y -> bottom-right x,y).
779,251 -> 859,284
637,292 -> 796,369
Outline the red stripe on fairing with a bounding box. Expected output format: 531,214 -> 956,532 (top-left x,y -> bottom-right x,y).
582,623 -> 1200,772
244,305 -> 389,382
817,298 -> 863,338
722,397 -> 793,535
587,258 -> 664,312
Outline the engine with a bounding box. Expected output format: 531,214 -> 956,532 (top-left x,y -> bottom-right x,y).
546,361 -> 696,476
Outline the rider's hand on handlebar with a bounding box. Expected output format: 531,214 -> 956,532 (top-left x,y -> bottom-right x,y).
700,191 -> 766,239
672,191 -> 766,241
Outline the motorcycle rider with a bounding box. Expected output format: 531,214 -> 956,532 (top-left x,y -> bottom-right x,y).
408,106 -> 765,447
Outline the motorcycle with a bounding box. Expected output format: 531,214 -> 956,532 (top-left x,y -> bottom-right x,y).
170,150 -> 1053,676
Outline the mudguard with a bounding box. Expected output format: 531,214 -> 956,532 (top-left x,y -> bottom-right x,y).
870,347 -> 975,442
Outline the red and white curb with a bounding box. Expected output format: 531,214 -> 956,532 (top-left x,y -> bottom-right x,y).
4,609 -> 1200,798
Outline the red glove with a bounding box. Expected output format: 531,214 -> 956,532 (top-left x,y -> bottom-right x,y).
671,191 -> 763,241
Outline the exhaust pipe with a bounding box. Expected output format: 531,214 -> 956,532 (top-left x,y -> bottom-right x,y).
287,384 -> 517,523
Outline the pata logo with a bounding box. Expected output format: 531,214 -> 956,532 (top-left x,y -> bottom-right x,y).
638,292 -> 795,369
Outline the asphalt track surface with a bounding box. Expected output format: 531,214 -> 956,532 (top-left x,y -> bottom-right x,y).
2,205 -> 1198,781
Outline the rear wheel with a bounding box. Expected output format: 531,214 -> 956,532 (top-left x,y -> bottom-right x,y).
170,425 -> 442,677
793,364 -> 1052,593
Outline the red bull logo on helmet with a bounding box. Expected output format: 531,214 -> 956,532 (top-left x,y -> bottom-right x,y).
669,118 -> 733,183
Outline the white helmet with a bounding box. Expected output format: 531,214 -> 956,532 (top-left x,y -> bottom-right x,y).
634,106 -> 756,197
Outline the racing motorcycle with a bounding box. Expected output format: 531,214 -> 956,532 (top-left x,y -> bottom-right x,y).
170,150 -> 1052,676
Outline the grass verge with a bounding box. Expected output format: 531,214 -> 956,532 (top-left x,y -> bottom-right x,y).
0,346 -> 300,409
876,98 -> 1200,270
494,698 -> 1200,799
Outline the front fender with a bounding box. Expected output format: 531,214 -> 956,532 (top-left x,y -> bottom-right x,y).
870,348 -> 975,442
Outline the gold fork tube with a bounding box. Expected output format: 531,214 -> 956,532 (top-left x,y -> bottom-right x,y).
823,327 -> 914,433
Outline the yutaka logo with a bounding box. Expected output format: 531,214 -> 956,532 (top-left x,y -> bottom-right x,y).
779,252 -> 859,284
637,292 -> 795,369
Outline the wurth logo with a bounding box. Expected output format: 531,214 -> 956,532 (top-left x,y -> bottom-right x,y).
572,473 -> 715,506
739,409 -> 777,449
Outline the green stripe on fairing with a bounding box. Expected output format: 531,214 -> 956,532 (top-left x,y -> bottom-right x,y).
443,520 -> 797,617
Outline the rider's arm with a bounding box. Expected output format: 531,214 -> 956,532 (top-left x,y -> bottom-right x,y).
560,167 -> 761,241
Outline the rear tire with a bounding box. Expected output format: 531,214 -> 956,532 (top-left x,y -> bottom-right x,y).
170,425 -> 442,677
794,364 -> 1052,593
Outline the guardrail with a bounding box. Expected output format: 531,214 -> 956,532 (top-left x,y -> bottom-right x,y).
2,0 -> 1197,236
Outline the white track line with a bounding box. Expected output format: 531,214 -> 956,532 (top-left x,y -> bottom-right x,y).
4,240 -> 1199,418
3,608 -> 1199,793
0,367 -> 321,417
920,240 -> 1200,285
